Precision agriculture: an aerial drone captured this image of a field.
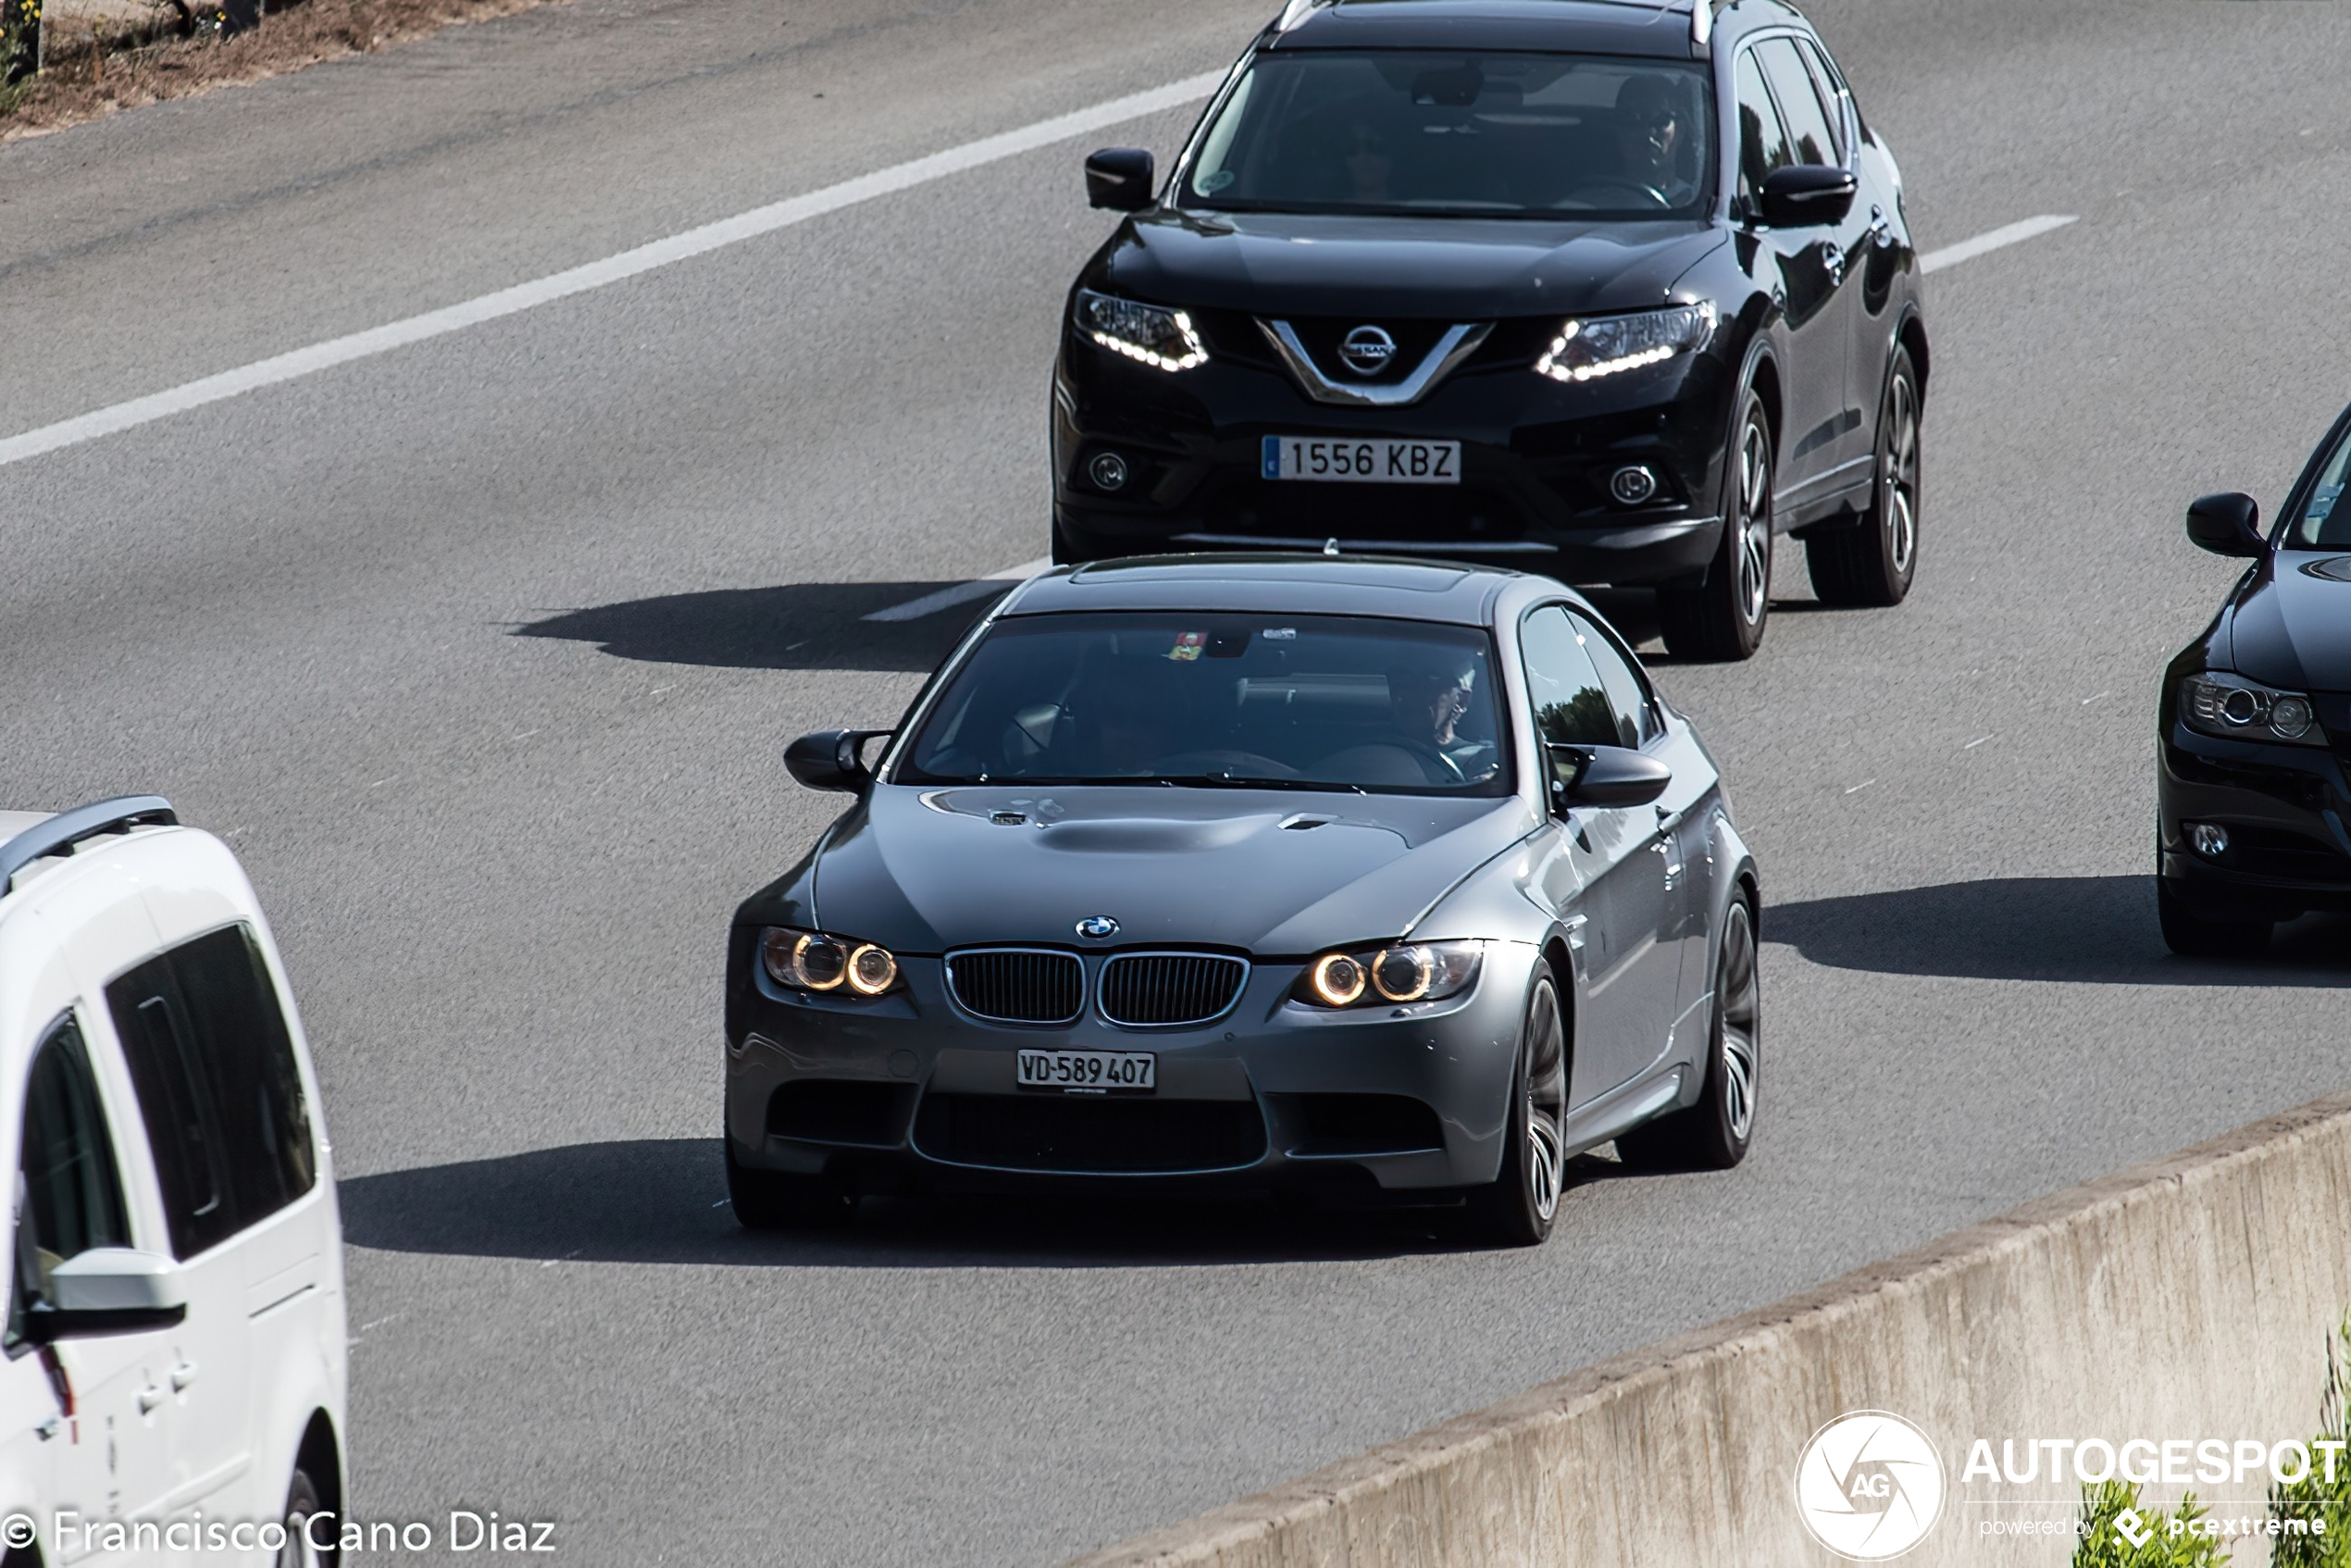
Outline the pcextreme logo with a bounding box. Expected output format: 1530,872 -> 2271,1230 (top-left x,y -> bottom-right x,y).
1795,1410 -> 1948,1561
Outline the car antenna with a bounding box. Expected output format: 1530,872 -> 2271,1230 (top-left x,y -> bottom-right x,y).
1322,538 -> 1341,557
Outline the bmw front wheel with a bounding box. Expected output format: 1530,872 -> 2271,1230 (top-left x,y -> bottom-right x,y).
1464,974 -> 1567,1246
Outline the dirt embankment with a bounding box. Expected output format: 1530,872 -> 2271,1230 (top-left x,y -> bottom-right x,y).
2,0 -> 559,142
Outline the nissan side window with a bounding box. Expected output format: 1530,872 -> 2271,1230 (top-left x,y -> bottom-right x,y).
107,925 -> 316,1260
1568,611 -> 1659,747
1520,607 -> 1624,751
8,1019 -> 132,1350
1756,40 -> 1840,170
1733,50 -> 1793,214
1794,38 -> 1853,159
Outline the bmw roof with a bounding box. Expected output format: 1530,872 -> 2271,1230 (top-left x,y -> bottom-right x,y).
998,554 -> 1532,625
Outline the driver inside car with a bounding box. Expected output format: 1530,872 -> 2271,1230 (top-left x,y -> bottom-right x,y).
1612,74 -> 1697,205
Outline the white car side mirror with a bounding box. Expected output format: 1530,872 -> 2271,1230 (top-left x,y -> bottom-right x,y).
27,1247 -> 188,1341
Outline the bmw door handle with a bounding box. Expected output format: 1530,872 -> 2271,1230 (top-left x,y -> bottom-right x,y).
169,1361 -> 199,1392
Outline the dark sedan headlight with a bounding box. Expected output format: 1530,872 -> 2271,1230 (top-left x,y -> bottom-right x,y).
1075,289 -> 1208,372
1534,302 -> 1716,383
1297,942 -> 1482,1008
2180,672 -> 2326,747
762,927 -> 900,996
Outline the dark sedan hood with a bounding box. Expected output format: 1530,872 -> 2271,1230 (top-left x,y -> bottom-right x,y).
2225,555 -> 2351,691
801,785 -> 1537,955
1096,211 -> 1725,318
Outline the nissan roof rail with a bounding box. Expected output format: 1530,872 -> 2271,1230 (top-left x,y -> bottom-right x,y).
0,795 -> 179,895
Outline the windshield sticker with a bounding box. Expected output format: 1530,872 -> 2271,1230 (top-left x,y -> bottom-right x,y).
1263,628 -> 1298,641
1168,630 -> 1206,662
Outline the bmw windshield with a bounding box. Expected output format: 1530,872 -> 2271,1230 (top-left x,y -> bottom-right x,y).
896,613 -> 1511,795
1179,51 -> 1716,219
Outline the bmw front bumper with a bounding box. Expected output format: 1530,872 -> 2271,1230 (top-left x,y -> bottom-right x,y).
2158,708 -> 2351,919
723,940 -> 1539,1200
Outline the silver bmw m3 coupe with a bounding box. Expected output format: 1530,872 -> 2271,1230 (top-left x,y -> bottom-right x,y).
724,555 -> 1760,1245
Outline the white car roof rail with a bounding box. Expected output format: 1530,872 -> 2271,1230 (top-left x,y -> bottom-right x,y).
0,795 -> 179,895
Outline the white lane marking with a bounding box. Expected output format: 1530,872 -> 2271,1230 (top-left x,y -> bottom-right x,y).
1920,215 -> 2077,274
0,74 -> 1226,471
864,557 -> 1052,622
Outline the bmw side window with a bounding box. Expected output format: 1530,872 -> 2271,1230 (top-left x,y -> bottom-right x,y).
1520,607 -> 1623,755
2295,432 -> 2351,546
1756,40 -> 1839,171
8,1018 -> 132,1351
1567,612 -> 1659,747
1733,51 -> 1792,215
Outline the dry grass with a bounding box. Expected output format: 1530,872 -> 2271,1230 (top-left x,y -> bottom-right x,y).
1,0 -> 560,142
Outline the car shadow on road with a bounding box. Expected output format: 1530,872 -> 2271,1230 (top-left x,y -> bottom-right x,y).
1767,875 -> 2351,986
511,581 -> 1005,673
339,1138 -> 1524,1269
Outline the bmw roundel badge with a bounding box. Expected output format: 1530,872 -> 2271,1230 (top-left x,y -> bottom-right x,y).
1076,915 -> 1120,940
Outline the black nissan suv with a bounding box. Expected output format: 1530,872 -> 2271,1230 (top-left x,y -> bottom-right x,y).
1051,0 -> 1927,659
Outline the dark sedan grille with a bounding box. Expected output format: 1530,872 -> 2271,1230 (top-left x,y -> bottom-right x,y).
914,1093 -> 1268,1174
946,949 -> 1084,1024
1098,952 -> 1248,1027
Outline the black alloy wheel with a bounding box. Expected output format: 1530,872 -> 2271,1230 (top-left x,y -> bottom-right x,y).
1660,390 -> 1773,661
1618,893 -> 1759,1171
728,1141 -> 859,1229
2156,877 -> 2273,958
1809,346 -> 1922,607
1465,975 -> 1568,1246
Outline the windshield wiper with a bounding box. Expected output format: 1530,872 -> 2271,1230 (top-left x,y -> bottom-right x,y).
1131,774 -> 1369,794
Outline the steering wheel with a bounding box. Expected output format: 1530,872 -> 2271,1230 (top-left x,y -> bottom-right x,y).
1558,177 -> 1671,211
1393,739 -> 1468,785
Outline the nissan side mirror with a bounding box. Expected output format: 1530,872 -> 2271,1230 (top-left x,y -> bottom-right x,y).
1548,744 -> 1672,811
1085,148 -> 1155,212
2185,492 -> 2265,558
1758,165 -> 1858,228
784,729 -> 890,793
23,1248 -> 188,1343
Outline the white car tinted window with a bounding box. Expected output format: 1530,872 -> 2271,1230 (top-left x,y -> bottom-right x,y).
8,1018 -> 132,1349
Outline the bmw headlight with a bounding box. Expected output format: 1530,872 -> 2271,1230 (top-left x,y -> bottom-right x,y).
1296,942 -> 1482,1009
2180,673 -> 2325,747
1534,302 -> 1717,383
763,927 -> 901,996
1075,289 -> 1208,372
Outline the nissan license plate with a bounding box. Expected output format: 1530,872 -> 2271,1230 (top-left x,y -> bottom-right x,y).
1263,436 -> 1462,485
1015,1050 -> 1156,1092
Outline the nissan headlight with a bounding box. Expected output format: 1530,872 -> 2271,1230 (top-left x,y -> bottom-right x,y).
1075,289 -> 1208,372
1535,302 -> 1717,383
2180,672 -> 2326,747
1296,942 -> 1482,1009
762,927 -> 901,996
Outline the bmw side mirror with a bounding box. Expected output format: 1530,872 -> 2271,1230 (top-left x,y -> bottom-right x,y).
784,729 -> 890,793
1758,165 -> 1857,228
1549,744 -> 1672,811
2185,492 -> 2265,558
1085,148 -> 1155,212
23,1248 -> 188,1343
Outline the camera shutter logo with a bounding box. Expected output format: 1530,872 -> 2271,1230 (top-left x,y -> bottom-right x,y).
1793,1410 -> 1946,1561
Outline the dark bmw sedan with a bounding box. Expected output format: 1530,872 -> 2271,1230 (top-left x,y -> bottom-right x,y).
2158,402 -> 2351,955
724,557 -> 1760,1246
1051,0 -> 1928,660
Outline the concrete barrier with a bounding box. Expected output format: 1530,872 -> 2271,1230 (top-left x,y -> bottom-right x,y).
1069,1089 -> 2351,1568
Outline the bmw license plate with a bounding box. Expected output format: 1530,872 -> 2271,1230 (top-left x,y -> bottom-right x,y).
1015,1050 -> 1156,1092
1263,436 -> 1461,484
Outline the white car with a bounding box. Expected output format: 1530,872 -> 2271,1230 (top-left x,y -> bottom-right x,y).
0,798 -> 345,1566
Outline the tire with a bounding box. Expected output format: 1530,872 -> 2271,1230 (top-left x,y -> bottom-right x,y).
281,1465 -> 332,1568
2157,877 -> 2273,958
1618,893 -> 1759,1172
1659,390 -> 1773,661
727,1141 -> 858,1229
1808,346 -> 1922,607
1463,975 -> 1568,1246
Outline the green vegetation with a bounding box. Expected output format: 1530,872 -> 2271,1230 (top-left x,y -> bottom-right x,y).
2074,1480 -> 2228,1568
2270,1317 -> 2351,1567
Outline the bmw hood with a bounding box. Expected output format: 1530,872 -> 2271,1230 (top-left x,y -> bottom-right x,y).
794,785 -> 1537,954
2224,555 -> 2351,691
1094,211 -> 1725,319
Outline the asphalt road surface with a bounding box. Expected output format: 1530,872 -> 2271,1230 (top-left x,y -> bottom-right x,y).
6,1 -> 2351,1561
